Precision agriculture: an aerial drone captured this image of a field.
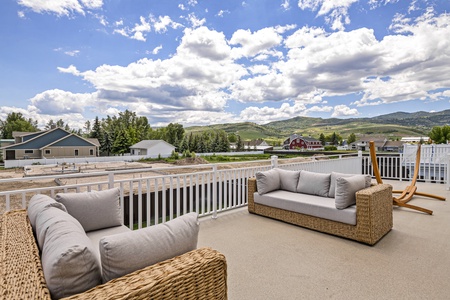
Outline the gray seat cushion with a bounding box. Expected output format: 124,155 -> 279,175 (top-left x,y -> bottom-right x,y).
86,225 -> 131,261
254,190 -> 356,225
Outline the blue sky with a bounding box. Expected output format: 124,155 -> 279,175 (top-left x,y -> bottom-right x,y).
1,0 -> 449,130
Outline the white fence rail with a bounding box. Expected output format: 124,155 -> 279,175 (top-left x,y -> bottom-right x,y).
362,144 -> 449,184
4,154 -> 161,169
1,151 -> 449,229
3,151 -> 265,169
0,155 -> 361,227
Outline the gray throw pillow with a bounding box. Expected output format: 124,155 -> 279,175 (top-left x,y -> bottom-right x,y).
255,169 -> 281,195
277,169 -> 301,192
335,175 -> 370,209
329,172 -> 371,198
100,212 -> 199,283
296,170 -> 331,197
27,194 -> 67,233
55,188 -> 122,232
36,207 -> 102,299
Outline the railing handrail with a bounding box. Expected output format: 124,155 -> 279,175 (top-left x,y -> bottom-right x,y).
0,152 -> 361,185
1,153 -> 448,221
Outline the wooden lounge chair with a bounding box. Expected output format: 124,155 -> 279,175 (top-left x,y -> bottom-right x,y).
369,141 -> 445,215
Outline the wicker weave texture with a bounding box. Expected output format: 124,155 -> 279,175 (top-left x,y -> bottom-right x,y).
1,210 -> 227,300
64,247 -> 227,300
247,178 -> 392,245
0,210 -> 51,300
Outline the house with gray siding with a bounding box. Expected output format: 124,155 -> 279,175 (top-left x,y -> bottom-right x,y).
1,128 -> 99,160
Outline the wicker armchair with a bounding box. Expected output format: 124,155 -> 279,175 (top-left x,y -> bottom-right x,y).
248,178 -> 393,245
0,210 -> 227,300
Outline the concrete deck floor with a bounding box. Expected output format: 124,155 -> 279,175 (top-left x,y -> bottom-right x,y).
198,180 -> 450,300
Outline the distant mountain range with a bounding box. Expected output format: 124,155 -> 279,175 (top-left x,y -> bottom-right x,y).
185,109 -> 450,141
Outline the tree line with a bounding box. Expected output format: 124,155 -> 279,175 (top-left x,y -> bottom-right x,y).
0,111 -> 233,156
1,112 -> 448,157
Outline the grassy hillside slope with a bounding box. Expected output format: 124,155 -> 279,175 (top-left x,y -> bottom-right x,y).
185,109 -> 450,142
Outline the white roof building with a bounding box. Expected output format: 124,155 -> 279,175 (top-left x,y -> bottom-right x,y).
129,140 -> 175,157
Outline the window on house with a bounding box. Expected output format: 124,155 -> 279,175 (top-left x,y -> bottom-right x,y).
74,149 -> 79,156
90,149 -> 94,155
45,149 -> 51,155
24,150 -> 33,154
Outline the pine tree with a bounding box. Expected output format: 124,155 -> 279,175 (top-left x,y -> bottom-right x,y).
319,133 -> 326,145
236,135 -> 244,152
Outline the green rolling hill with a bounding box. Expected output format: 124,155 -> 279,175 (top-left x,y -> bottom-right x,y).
185,109 -> 450,142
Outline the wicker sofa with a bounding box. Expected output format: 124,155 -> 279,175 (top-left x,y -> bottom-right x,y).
0,209 -> 227,300
247,169 -> 393,245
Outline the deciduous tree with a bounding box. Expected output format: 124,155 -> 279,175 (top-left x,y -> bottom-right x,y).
347,133 -> 356,144
429,125 -> 450,144
0,112 -> 39,139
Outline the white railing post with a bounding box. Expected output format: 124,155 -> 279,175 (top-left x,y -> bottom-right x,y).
399,153 -> 403,182
447,153 -> 450,191
108,172 -> 114,189
212,165 -> 218,219
271,155 -> 278,169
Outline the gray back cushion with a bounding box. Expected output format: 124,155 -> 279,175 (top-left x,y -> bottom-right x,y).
27,194 -> 67,233
329,172 -> 352,198
277,169 -> 301,193
335,175 -> 371,209
256,169 -> 281,195
55,188 -> 122,232
100,212 -> 199,283
36,207 -> 102,299
329,172 -> 372,198
297,171 -> 331,197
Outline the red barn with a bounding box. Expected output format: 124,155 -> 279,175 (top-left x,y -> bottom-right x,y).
286,134 -> 322,150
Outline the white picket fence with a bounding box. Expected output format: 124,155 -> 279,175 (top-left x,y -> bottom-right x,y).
3,151 -> 264,168
1,150 -> 449,229
0,154 -> 361,226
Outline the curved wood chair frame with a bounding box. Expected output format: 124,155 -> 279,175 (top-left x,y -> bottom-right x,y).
369,141 -> 445,215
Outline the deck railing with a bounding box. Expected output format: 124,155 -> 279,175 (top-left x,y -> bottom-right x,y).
1,151 -> 449,229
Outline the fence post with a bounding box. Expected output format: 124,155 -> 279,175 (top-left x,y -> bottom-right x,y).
108,172 -> 114,189
271,155 -> 278,169
399,153 -> 403,182
447,153 -> 450,191
212,165 -> 218,219
357,151 -> 363,175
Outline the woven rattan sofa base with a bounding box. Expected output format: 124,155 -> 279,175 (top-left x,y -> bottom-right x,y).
0,209 -> 227,300
247,178 -> 393,245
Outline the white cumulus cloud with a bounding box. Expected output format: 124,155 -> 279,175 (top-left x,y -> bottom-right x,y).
18,0 -> 103,17
230,27 -> 284,59
297,0 -> 358,30
331,104 -> 359,117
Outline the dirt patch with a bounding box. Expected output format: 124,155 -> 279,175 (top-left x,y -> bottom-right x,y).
0,156 -> 315,214
173,157 -> 209,165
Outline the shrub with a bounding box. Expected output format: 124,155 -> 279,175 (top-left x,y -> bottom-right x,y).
182,150 -> 191,158
170,150 -> 179,159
